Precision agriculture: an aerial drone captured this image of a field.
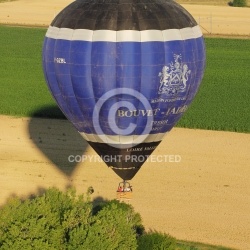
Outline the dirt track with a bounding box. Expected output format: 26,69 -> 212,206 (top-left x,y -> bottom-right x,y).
1,116 -> 250,249
0,0 -> 250,36
0,1 -> 250,249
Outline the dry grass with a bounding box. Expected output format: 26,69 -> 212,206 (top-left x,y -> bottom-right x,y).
176,0 -> 250,6
0,0 -> 17,3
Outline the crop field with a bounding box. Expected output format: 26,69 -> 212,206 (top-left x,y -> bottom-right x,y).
176,0 -> 250,6
0,26 -> 58,117
179,38 -> 250,132
0,25 -> 249,133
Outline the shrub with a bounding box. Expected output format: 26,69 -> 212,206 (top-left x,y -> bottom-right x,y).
78,200 -> 141,250
0,188 -> 203,249
0,188 -> 92,249
93,200 -> 144,235
137,231 -> 176,250
230,0 -> 247,6
0,188 -> 142,249
0,0 -> 17,3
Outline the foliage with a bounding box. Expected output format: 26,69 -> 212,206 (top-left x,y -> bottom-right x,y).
0,188 -> 92,249
0,0 -> 16,3
230,0 -> 247,6
0,188 -> 141,250
93,199 -> 144,235
176,0 -> 249,6
0,187 -> 235,249
79,200 -> 140,250
0,26 -> 250,133
137,231 -> 177,250
68,200 -> 142,249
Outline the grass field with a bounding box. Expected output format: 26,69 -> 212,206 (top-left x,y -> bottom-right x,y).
0,25 -> 249,133
0,26 -> 57,117
178,38 -> 250,132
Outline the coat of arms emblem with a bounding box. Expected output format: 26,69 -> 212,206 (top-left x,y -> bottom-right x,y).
158,54 -> 191,95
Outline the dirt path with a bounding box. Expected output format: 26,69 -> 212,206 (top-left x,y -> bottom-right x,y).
0,115 -> 250,249
0,0 -> 250,36
1,0 -> 250,249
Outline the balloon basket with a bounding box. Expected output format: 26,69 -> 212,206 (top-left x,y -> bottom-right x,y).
116,181 -> 133,200
116,191 -> 132,200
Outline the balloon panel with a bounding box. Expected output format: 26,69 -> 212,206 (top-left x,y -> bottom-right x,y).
43,35 -> 205,136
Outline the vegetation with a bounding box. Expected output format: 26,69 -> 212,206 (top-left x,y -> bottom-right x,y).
0,25 -> 249,132
0,0 -> 16,3
0,188 -> 234,250
177,37 -> 250,132
137,231 -> 177,250
229,0 -> 247,7
0,26 -> 57,118
0,187 -> 233,250
176,0 -> 250,6
0,188 -> 140,249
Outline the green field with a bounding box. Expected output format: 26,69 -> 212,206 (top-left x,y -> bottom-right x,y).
0,26 -> 59,118
0,25 -> 249,133
178,38 -> 250,132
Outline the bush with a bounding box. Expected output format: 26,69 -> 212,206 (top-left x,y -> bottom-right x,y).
229,0 -> 247,6
0,188 -> 201,249
0,188 -> 142,249
93,200 -> 144,235
78,200 -> 141,250
137,231 -> 176,250
0,188 -> 92,249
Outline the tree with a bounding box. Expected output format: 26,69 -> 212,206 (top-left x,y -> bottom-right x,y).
0,188 -> 141,249
229,0 -> 247,7
0,188 -> 92,249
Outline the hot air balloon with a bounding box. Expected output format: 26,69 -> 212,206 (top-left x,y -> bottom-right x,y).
42,0 -> 206,193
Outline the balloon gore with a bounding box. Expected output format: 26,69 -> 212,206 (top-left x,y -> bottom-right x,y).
42,0 -> 206,180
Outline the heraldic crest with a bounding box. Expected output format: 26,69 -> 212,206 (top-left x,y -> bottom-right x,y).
158,54 -> 191,96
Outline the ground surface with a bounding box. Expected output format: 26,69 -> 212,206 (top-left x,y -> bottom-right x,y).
0,0 -> 250,36
0,1 -> 250,249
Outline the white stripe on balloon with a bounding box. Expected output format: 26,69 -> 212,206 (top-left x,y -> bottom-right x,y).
46,25 -> 202,42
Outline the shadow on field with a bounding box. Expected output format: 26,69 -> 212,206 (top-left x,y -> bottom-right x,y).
28,105 -> 89,176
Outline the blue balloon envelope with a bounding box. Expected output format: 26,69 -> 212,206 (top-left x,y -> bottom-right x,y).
42,0 -> 206,180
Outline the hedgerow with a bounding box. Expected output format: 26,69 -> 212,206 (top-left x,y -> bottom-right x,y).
0,188 -> 92,249
230,0 -> 247,7
0,188 -> 141,249
137,231 -> 177,250
0,187 -> 227,249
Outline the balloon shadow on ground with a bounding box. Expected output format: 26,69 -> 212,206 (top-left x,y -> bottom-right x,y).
28,105 -> 88,176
